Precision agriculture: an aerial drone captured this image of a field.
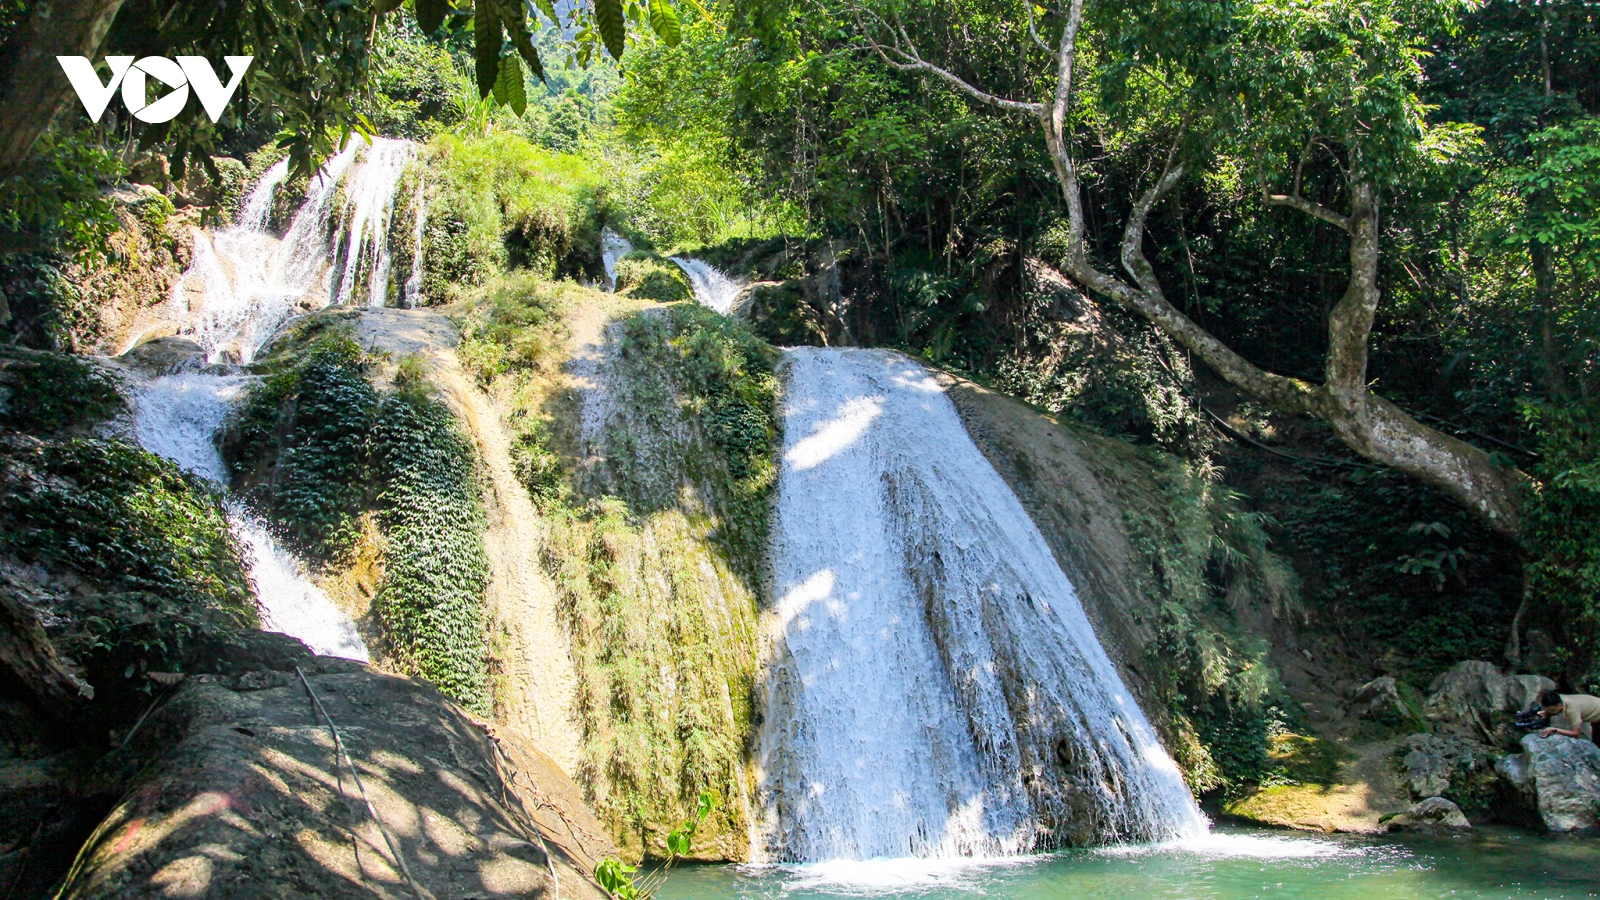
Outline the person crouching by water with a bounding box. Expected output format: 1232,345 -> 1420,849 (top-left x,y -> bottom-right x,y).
1538,688 -> 1600,745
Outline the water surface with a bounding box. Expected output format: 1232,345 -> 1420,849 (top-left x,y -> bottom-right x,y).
657,827 -> 1600,899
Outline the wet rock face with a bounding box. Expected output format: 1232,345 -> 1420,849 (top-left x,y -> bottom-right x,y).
1424,661 -> 1556,744
1516,734 -> 1600,832
1385,796 -> 1471,834
55,634 -> 611,900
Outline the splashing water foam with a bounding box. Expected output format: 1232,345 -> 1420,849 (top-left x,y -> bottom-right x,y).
752,348 -> 1208,863
670,256 -> 744,313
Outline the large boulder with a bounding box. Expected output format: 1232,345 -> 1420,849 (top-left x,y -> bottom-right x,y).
1353,676 -> 1425,728
1513,733 -> 1600,832
53,634 -> 612,899
1424,661 -> 1556,743
1384,796 -> 1471,834
1400,733 -> 1496,807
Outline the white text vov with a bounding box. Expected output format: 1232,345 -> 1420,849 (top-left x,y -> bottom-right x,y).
58,56 -> 252,124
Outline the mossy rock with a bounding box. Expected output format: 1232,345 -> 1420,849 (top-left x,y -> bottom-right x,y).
615,255 -> 690,303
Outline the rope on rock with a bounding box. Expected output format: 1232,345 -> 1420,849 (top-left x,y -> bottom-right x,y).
296,666 -> 426,900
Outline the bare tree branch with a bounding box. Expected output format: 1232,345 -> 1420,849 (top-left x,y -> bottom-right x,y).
1264,191 -> 1352,230
852,6 -> 1045,114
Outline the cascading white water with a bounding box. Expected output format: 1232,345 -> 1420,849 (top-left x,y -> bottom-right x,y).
403,177 -> 428,308
132,372 -> 369,661
602,228 -> 632,292
670,256 -> 743,313
236,157 -> 289,231
751,349 -> 1208,862
171,136 -> 415,362
331,137 -> 416,309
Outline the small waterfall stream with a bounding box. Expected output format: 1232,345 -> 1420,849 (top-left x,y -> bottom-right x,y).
126,139 -> 421,661
133,374 -> 368,660
676,262 -> 1206,862
602,228 -> 632,292
670,256 -> 744,313
403,177 -> 428,308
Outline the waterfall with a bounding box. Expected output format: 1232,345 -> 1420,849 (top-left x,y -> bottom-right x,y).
170,136 -> 415,363
330,137 -> 416,309
236,157 -> 289,231
403,177 -> 428,308
751,348 -> 1208,862
132,372 -> 368,661
602,228 -> 631,292
670,256 -> 744,314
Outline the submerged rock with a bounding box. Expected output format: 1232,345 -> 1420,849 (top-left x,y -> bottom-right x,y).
1517,734 -> 1600,832
1385,796 -> 1471,833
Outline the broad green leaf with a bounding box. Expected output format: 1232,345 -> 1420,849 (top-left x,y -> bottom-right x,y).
532,0 -> 559,25
415,0 -> 447,34
493,53 -> 526,116
497,0 -> 547,83
665,828 -> 690,857
648,0 -> 681,47
594,0 -> 626,60
474,7 -> 501,99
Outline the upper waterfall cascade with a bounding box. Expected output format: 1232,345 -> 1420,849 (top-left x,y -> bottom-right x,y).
753,348 -> 1207,862
169,136 -> 416,364
671,256 -> 745,314
127,148 -> 399,660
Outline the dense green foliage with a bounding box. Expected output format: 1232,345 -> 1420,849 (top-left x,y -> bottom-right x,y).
412,134 -> 609,303
0,349 -> 123,433
371,378 -> 492,716
224,329 -> 379,561
0,437 -> 258,655
225,321 -> 492,711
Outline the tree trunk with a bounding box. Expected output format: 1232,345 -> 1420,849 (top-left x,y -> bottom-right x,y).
0,0 -> 126,176
861,0 -> 1527,536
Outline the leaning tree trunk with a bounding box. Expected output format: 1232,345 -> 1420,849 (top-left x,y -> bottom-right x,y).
0,0 -> 126,176
857,0 -> 1525,537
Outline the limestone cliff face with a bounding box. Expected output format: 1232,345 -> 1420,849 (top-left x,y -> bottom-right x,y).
354,308 -> 585,779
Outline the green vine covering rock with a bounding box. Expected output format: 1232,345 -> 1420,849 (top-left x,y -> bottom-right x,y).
0,436 -> 257,688
223,326 -> 379,561
224,318 -> 492,713
0,347 -> 255,693
371,385 -> 493,715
